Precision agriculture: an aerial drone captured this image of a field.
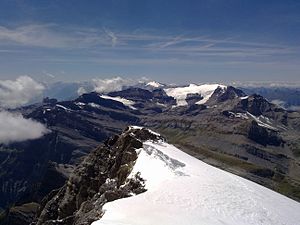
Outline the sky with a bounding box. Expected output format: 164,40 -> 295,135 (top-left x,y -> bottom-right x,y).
0,0 -> 300,84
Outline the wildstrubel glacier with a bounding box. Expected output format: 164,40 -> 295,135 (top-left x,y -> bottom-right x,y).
93,127 -> 300,225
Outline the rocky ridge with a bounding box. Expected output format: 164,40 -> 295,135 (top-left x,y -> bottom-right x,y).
32,127 -> 160,225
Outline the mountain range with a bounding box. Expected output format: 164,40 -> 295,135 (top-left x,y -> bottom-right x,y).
0,83 -> 300,224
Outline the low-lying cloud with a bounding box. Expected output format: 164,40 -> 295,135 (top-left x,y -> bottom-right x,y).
0,76 -> 45,108
91,77 -> 147,93
0,111 -> 49,144
271,99 -> 300,111
271,99 -> 286,108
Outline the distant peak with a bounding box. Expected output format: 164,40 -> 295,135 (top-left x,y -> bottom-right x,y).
146,81 -> 164,88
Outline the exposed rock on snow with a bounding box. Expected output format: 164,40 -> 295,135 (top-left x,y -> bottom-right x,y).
93,128 -> 300,225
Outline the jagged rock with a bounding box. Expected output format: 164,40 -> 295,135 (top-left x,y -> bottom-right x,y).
109,88 -> 153,102
185,93 -> 203,105
152,89 -> 176,105
236,94 -> 273,116
209,86 -> 246,104
32,127 -> 158,225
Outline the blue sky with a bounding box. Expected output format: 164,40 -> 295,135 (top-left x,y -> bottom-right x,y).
0,0 -> 299,84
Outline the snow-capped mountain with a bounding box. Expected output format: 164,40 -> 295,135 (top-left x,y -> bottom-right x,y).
146,81 -> 164,88
92,127 -> 300,225
164,83 -> 226,106
1,84 -> 300,225
41,80 -> 300,112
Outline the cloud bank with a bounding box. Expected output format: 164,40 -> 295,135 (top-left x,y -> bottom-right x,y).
0,76 -> 45,108
0,111 -> 49,144
0,76 -> 48,144
91,77 -> 147,93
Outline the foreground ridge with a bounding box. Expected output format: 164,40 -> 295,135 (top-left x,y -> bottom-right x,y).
31,127 -> 160,225
93,127 -> 300,225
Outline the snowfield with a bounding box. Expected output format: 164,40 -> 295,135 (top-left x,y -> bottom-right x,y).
164,84 -> 226,106
93,137 -> 300,225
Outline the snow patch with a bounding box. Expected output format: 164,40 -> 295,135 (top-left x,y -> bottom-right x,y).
100,95 -> 137,110
240,96 -> 249,100
146,81 -> 163,88
246,112 -> 278,131
56,104 -> 71,111
128,126 -> 161,137
75,102 -> 86,106
93,140 -> 300,225
164,84 -> 226,106
88,103 -> 101,109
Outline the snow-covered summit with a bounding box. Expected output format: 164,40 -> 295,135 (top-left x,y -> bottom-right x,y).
93,127 -> 300,225
164,83 -> 226,106
146,81 -> 164,88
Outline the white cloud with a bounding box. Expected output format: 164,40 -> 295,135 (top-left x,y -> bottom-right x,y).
77,86 -> 87,95
92,77 -> 137,93
271,99 -> 286,108
0,111 -> 49,144
0,76 -> 45,108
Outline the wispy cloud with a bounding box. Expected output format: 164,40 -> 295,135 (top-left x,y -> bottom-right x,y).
0,24 -> 109,48
42,70 -> 55,78
0,24 -> 298,69
0,24 -> 71,48
103,28 -> 118,47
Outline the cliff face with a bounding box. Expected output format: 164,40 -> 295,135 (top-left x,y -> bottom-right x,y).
32,127 -> 160,225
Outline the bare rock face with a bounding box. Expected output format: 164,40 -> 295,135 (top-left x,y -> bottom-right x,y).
209,86 -> 246,104
1,203 -> 39,225
185,93 -> 203,105
248,121 -> 284,146
32,127 -> 160,225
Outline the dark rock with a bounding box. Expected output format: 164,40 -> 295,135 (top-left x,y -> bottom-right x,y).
109,88 -> 153,102
210,86 -> 246,104
185,93 -> 203,105
4,202 -> 39,225
250,168 -> 275,178
77,92 -> 127,110
43,98 -> 57,105
32,127 -> 156,225
248,121 -> 283,146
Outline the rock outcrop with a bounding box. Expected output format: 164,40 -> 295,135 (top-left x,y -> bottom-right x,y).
32,127 -> 161,225
248,121 -> 284,146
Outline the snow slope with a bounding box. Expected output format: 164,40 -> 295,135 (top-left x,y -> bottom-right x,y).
93,133 -> 300,225
164,84 -> 226,106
